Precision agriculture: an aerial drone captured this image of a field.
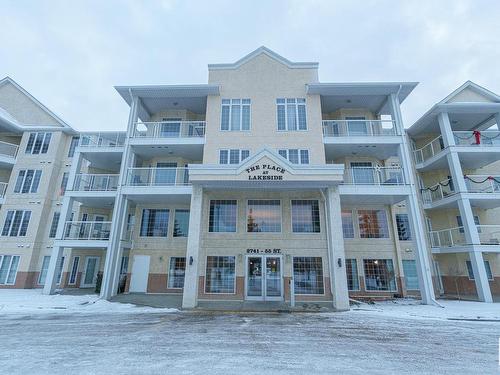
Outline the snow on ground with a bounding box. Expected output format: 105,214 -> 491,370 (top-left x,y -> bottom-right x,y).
349,298 -> 500,321
0,290 -> 177,315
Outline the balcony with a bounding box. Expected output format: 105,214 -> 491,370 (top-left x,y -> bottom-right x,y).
343,166 -> 405,185
430,225 -> 500,252
79,132 -> 126,148
63,221 -> 111,247
126,167 -> 189,186
322,119 -> 396,137
132,121 -> 205,139
413,136 -> 444,165
0,182 -> 7,203
0,140 -> 19,167
422,178 -> 456,205
453,131 -> 500,147
73,174 -> 119,191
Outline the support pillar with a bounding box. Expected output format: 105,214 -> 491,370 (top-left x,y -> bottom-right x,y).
325,186 -> 349,311
468,251 -> 493,303
182,184 -> 204,308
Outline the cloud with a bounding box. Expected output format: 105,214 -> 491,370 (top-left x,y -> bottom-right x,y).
0,0 -> 499,130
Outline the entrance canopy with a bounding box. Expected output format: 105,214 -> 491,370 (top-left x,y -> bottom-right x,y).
188,148 -> 344,189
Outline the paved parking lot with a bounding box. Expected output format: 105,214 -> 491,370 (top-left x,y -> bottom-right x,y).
0,310 -> 497,374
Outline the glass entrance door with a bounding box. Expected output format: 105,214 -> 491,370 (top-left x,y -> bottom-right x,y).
246,255 -> 282,301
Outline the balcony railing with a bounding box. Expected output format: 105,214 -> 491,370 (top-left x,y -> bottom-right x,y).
465,175 -> 500,193
0,182 -> 7,198
122,224 -> 134,241
343,167 -> 405,185
422,178 -> 456,204
79,132 -> 126,148
430,227 -> 466,247
0,140 -> 19,159
477,225 -> 500,245
63,221 -> 112,240
453,131 -> 500,146
413,136 -> 444,164
133,121 -> 206,139
73,174 -> 119,192
322,119 -> 396,137
126,167 -> 190,187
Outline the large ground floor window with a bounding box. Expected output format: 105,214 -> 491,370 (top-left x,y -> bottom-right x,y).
205,256 -> 236,293
168,257 -> 186,289
363,259 -> 397,291
346,258 -> 359,291
0,255 -> 20,285
293,257 -> 324,295
402,260 -> 419,290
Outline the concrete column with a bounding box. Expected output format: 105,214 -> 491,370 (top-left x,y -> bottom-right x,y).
325,186 -> 349,311
437,112 -> 456,147
43,196 -> 75,295
182,184 -> 204,309
469,251 -> 493,302
390,93 -> 436,304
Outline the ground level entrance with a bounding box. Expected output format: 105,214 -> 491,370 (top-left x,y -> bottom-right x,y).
245,255 -> 283,301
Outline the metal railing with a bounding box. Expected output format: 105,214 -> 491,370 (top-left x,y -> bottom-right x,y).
73,174 -> 119,191
63,221 -> 112,240
429,227 -> 466,247
122,224 -> 134,241
79,132 -> 126,148
0,140 -> 19,158
453,131 -> 500,146
343,167 -> 405,185
0,182 -> 7,198
413,135 -> 444,164
422,178 -> 456,204
465,175 -> 500,193
133,121 -> 206,138
477,225 -> 500,245
126,167 -> 190,186
322,119 -> 396,137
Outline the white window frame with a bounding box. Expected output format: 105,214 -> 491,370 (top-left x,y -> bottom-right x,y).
220,99 -> 251,131
246,199 -> 282,233
218,149 -> 250,165
204,256 -> 236,294
466,260 -> 494,281
346,258 -> 360,291
292,256 -> 325,295
362,258 -> 398,292
0,255 -> 21,285
25,132 -> 52,155
1,210 -> 31,237
290,199 -> 321,234
68,256 -> 80,285
14,169 -> 42,193
167,257 -> 186,289
278,149 -> 309,164
38,255 -> 51,285
276,98 -> 307,131
208,200 -> 238,233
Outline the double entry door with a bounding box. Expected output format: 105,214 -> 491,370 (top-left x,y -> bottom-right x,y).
246,255 -> 283,301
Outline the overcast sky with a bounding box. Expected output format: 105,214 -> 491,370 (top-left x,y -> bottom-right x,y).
1,0 -> 499,131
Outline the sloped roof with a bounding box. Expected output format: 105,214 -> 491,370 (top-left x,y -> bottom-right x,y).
208,46 -> 319,70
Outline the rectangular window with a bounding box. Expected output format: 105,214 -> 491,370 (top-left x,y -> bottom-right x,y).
402,260 -> 419,290
140,209 -> 169,237
456,216 -> 480,233
219,149 -> 250,164
350,162 -> 374,184
358,209 -> 389,238
68,256 -> 79,285
291,200 -> 320,233
25,132 -> 52,154
277,149 -> 309,164
220,99 -> 251,131
173,209 -> 190,237
209,200 -> 237,233
247,200 -> 281,232
276,98 -> 307,131
342,210 -> 354,238
60,172 -> 69,195
168,257 -> 186,288
0,255 -> 20,285
293,257 -> 324,294
396,214 -> 412,241
205,256 -> 235,293
2,210 -> 31,237
14,169 -> 42,193
120,256 -> 129,275
346,259 -> 359,291
466,260 -> 494,281
68,136 -> 80,157
363,259 -> 397,291
49,212 -> 60,238
38,256 -> 51,285
56,256 -> 65,285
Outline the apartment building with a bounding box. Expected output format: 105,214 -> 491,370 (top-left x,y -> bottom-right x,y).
0,47 -> 497,309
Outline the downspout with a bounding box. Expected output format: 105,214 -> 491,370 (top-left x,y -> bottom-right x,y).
320,188 -> 335,306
